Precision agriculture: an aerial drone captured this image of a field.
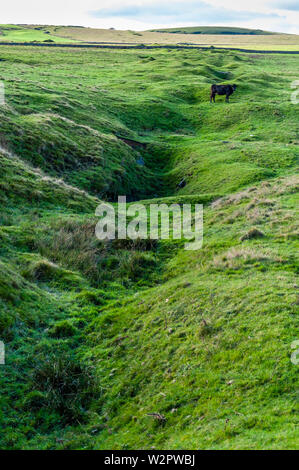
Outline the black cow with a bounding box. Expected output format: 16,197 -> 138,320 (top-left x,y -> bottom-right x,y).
210,84 -> 237,103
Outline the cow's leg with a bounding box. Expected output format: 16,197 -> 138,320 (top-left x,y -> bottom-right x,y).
226,93 -> 230,103
210,92 -> 214,103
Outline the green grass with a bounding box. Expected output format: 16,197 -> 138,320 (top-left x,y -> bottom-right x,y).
0,45 -> 298,450
0,25 -> 77,43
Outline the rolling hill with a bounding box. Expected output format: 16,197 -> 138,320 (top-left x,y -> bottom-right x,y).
0,24 -> 299,51
149,26 -> 276,34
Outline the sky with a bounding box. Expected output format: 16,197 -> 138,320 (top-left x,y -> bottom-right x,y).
1,0 -> 299,34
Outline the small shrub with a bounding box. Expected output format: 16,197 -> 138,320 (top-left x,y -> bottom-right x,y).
30,352 -> 98,424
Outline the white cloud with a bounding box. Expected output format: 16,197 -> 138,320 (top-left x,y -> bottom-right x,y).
0,0 -> 297,33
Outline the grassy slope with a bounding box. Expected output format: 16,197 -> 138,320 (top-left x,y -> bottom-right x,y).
149,26 -> 275,34
1,25 -> 299,51
0,46 -> 298,449
0,24 -> 76,43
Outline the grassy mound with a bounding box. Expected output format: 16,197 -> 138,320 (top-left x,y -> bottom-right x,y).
150,26 -> 275,35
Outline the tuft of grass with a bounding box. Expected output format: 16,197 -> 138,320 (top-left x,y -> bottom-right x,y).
22,258 -> 84,287
48,320 -> 77,338
29,352 -> 98,424
213,247 -> 271,269
240,227 -> 265,241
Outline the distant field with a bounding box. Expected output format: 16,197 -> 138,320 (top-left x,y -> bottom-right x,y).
0,25 -> 299,51
149,26 -> 275,34
52,26 -> 299,51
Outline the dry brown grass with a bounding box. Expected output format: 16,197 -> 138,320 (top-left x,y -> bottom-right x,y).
211,175 -> 299,212
36,219 -> 102,282
52,27 -> 299,50
240,227 -> 265,241
223,209 -> 244,224
245,207 -> 265,224
213,246 -> 271,269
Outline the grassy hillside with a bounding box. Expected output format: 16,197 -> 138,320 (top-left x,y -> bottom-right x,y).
0,24 -> 299,51
0,46 -> 298,450
149,26 -> 275,35
0,24 -> 76,43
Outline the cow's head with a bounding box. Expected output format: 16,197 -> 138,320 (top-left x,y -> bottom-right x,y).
232,84 -> 237,91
